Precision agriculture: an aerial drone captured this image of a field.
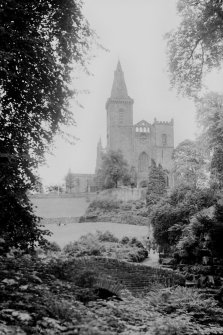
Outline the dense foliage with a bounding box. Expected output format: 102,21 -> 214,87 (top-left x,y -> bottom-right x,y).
1,251 -> 223,334
151,184 -> 217,252
63,231 -> 148,263
146,160 -> 167,207
196,92 -> 223,188
0,0 -> 92,248
84,198 -> 149,226
173,139 -> 206,188
95,150 -> 130,189
167,0 -> 223,96
176,202 -> 223,264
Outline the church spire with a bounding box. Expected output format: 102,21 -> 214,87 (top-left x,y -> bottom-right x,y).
110,60 -> 129,99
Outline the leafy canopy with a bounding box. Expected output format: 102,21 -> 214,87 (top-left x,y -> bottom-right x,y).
151,184 -> 217,251
0,0 -> 92,249
196,92 -> 223,188
173,139 -> 206,188
167,0 -> 223,96
96,150 -> 130,189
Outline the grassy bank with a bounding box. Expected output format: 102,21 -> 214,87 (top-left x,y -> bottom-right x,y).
82,199 -> 149,226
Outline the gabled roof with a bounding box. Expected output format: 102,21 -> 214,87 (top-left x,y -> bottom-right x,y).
134,120 -> 151,127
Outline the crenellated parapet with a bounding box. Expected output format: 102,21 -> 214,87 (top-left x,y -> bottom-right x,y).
153,118 -> 174,126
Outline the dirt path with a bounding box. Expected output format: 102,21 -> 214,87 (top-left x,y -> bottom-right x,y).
141,251 -> 160,267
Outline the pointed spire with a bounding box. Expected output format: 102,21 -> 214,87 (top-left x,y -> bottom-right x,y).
110,60 -> 128,99
116,59 -> 122,72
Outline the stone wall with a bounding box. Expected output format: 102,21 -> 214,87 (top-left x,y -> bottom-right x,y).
97,187 -> 143,202
65,257 -> 185,297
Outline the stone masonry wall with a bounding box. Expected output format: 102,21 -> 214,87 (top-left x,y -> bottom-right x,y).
97,187 -> 142,202
65,257 -> 185,297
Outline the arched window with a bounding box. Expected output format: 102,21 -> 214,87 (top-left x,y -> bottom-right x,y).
138,152 -> 149,172
119,108 -> 124,124
162,134 -> 167,146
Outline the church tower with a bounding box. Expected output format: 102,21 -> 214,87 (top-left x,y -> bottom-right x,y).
106,61 -> 134,165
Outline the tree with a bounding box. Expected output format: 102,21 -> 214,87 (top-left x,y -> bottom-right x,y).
173,139 -> 206,188
47,185 -> 63,193
0,1 -> 92,249
196,92 -> 223,188
151,184 -> 217,252
167,0 -> 223,96
96,150 -> 130,189
146,160 -> 167,207
65,170 -> 75,193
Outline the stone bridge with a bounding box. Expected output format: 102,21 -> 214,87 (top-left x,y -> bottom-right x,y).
64,257 -> 185,298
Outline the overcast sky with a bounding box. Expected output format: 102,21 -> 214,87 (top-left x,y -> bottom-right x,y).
38,0 -> 223,186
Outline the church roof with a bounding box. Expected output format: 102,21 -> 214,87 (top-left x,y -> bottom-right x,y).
110,61 -> 129,99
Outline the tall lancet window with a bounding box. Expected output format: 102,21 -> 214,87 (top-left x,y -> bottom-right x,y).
162,134 -> 167,146
138,152 -> 149,172
119,108 -> 124,124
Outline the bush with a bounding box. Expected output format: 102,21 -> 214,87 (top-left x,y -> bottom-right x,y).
63,234 -> 105,257
120,236 -> 130,244
43,241 -> 61,253
47,298 -> 81,322
128,248 -> 148,262
129,237 -> 144,249
96,230 -> 119,243
63,231 -> 148,263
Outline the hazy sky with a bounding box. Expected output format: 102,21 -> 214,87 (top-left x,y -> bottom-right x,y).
38,0 -> 222,186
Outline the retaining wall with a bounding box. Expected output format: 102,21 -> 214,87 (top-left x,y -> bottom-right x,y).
98,187 -> 143,202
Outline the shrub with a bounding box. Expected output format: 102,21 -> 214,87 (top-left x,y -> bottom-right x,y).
96,230 -> 119,243
130,237 -> 144,249
120,236 -> 130,244
47,298 -> 81,322
43,241 -> 61,253
63,234 -> 105,257
128,248 -> 148,262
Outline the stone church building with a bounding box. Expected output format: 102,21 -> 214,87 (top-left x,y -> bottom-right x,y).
96,61 -> 174,187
